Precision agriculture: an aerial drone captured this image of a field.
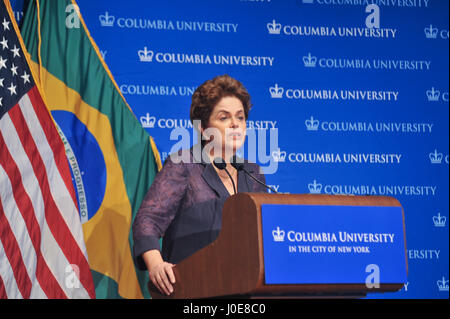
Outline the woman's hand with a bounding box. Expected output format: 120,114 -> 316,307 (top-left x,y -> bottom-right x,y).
142,250 -> 176,296
148,261 -> 176,296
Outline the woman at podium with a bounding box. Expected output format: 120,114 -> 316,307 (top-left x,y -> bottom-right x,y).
132,75 -> 267,296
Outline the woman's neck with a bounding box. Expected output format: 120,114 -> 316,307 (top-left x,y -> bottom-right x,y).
206,147 -> 236,164
207,149 -> 237,176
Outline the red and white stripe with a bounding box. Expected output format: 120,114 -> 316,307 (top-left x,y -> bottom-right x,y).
0,86 -> 95,299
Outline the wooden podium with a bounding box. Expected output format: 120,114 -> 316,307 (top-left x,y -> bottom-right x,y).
149,193 -> 407,299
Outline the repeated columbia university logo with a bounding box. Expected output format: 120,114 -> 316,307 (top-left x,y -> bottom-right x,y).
437,276 -> 449,292
301,52 -> 431,71
120,83 -> 196,97
303,116 -> 434,134
408,248 -> 441,261
424,24 -> 449,39
306,179 -> 437,196
269,84 -> 398,101
428,150 -> 449,164
266,19 -> 397,38
271,149 -> 402,164
139,113 -> 277,131
300,0 -> 430,8
137,45 -> 274,67
99,11 -> 239,33
140,113 -> 192,129
433,213 -> 446,228
426,87 -> 449,102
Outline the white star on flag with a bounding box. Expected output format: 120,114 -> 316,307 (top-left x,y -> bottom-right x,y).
0,96 -> 3,107
0,77 -> 4,87
21,71 -> 30,84
0,36 -> 7,49
0,55 -> 6,69
7,82 -> 16,95
10,62 -> 18,76
2,17 -> 10,30
11,44 -> 20,57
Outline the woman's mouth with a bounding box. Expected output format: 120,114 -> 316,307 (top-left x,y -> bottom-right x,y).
228,132 -> 243,140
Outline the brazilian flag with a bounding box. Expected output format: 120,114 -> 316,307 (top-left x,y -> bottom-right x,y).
20,0 -> 162,298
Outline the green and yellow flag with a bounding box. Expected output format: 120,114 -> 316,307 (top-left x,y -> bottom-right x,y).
20,0 -> 162,298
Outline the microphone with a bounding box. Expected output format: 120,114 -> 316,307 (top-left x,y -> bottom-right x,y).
213,157 -> 237,195
230,156 -> 279,194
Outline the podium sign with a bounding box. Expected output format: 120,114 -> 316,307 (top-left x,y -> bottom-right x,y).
261,204 -> 407,285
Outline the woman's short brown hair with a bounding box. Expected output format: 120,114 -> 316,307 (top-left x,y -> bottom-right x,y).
190,74 -> 252,130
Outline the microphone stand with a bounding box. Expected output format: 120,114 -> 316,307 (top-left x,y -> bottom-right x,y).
230,156 -> 279,194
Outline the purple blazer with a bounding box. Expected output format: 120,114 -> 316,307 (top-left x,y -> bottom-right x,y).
132,147 -> 267,269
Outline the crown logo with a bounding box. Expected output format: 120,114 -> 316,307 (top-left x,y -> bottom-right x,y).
140,113 -> 156,128
437,276 -> 449,291
426,87 -> 440,101
424,24 -> 438,39
308,180 -> 322,194
305,116 -> 319,131
272,149 -> 287,162
138,47 -> 154,62
303,53 -> 317,67
267,20 -> 282,35
99,12 -> 115,27
272,227 -> 285,242
269,84 -> 284,98
429,149 -> 443,164
433,213 -> 446,227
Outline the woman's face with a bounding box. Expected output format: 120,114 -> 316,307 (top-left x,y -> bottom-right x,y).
202,96 -> 247,158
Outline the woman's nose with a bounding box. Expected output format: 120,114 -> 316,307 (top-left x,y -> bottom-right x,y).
230,117 -> 239,128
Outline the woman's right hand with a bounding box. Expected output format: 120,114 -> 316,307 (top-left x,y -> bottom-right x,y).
148,261 -> 176,296
142,250 -> 176,296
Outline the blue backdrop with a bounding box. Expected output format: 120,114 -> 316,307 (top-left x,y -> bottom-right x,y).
10,0 -> 448,299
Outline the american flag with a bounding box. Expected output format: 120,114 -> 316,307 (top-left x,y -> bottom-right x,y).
0,0 -> 94,298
